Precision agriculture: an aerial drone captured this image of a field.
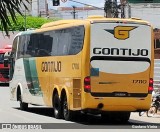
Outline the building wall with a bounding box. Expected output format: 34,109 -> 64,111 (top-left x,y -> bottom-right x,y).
31,0 -> 47,17
59,10 -> 104,19
154,29 -> 160,59
125,3 -> 160,28
49,7 -> 104,19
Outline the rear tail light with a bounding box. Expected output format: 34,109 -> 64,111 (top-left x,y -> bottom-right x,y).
84,76 -> 91,92
148,78 -> 153,94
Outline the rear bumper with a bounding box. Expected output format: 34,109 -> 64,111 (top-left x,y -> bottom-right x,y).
81,93 -> 152,112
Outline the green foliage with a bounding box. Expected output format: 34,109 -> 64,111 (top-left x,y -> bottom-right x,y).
0,0 -> 30,35
8,16 -> 59,31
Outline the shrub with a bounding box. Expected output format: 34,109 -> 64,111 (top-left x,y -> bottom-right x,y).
8,16 -> 60,31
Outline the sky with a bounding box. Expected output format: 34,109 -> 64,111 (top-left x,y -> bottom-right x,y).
48,0 -> 120,9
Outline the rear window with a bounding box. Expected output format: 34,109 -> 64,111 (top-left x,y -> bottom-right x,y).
90,22 -> 152,74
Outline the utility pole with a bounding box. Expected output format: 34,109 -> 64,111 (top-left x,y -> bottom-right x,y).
24,9 -> 27,31
114,0 -> 119,18
72,6 -> 76,19
120,0 -> 126,18
104,0 -> 119,18
128,2 -> 131,18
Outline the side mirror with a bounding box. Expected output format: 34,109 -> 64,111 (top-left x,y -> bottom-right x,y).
4,59 -> 9,67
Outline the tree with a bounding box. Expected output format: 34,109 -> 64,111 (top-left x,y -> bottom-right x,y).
0,0 -> 29,35
104,0 -> 119,18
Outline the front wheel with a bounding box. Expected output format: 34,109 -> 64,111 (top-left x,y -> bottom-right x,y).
19,95 -> 28,111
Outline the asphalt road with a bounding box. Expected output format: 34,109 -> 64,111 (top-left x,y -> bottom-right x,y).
0,85 -> 160,130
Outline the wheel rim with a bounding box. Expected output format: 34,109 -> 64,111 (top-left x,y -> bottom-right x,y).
54,102 -> 59,115
54,95 -> 59,116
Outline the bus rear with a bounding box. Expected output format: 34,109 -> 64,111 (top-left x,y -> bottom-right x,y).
83,18 -> 154,115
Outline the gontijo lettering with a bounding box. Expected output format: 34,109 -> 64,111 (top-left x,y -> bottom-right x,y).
41,61 -> 61,72
93,48 -> 148,56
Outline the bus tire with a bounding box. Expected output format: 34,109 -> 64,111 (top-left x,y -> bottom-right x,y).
62,95 -> 74,121
53,93 -> 62,119
19,94 -> 28,111
119,112 -> 130,123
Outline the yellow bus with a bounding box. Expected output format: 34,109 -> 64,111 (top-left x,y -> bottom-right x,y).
6,16 -> 154,122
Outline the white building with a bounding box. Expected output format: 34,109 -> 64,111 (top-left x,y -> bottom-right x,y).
31,0 -> 48,17
125,3 -> 160,28
53,7 -> 104,19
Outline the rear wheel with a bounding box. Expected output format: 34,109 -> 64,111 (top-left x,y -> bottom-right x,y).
119,112 -> 130,123
147,106 -> 157,117
62,95 -> 74,121
53,93 -> 62,119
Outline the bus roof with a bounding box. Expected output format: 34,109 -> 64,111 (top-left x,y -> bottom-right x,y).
14,16 -> 151,36
40,16 -> 151,29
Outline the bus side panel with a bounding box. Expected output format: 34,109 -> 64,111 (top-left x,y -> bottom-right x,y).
35,54 -> 82,107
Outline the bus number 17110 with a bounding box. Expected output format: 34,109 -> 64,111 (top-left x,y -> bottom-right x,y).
133,80 -> 147,84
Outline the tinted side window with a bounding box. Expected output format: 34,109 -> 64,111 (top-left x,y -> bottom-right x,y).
18,25 -> 85,58
38,33 -> 53,56
56,29 -> 71,56
23,35 -> 34,58
17,35 -> 26,59
69,26 -> 84,55
12,37 -> 18,59
50,25 -> 85,56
